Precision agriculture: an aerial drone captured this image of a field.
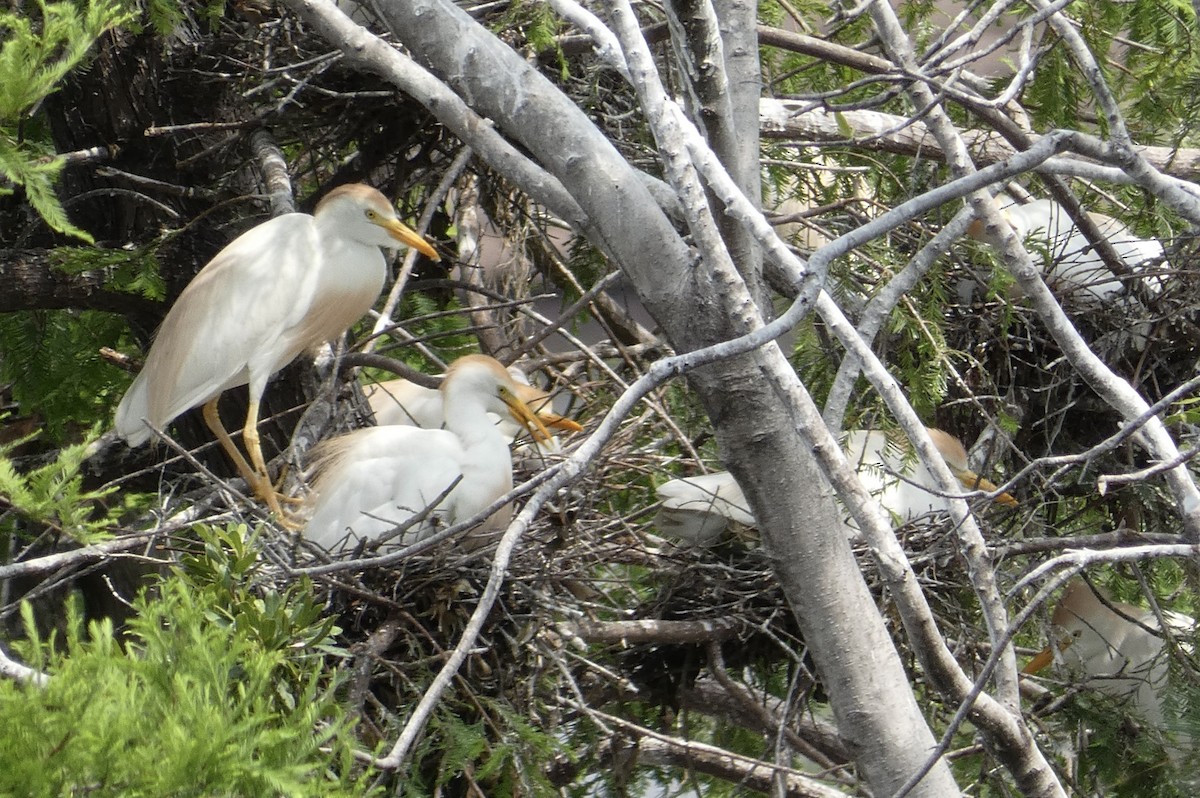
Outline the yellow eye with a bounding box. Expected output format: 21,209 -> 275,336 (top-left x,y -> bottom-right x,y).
366,209 -> 378,220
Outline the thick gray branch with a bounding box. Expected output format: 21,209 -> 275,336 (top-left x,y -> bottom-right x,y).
761,100 -> 1200,185
280,0 -> 590,231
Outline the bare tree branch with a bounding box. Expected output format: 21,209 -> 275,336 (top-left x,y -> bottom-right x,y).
0,645 -> 48,687
760,100 -> 1200,184
249,129 -> 295,216
557,617 -> 739,645
580,703 -> 851,798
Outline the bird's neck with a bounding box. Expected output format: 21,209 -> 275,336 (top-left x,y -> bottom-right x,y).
319,223 -> 382,262
443,392 -> 507,448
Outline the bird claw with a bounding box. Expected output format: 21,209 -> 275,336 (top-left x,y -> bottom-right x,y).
263,491 -> 304,530
262,495 -> 304,532
274,509 -> 304,532
247,477 -> 303,531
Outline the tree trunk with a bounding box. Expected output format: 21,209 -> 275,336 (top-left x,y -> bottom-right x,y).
293,0 -> 964,791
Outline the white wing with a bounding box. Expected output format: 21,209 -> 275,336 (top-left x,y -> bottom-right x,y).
303,426 -> 467,550
114,214 -> 321,442
1006,199 -> 1162,304
656,471 -> 754,545
366,379 -> 446,427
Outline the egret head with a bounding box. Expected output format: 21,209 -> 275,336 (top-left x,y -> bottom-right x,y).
1022,581 -> 1125,675
443,355 -> 554,442
315,184 -> 440,260
927,428 -> 1017,507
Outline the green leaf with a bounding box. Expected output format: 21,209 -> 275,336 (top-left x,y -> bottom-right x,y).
0,135 -> 92,241
0,0 -> 133,240
0,0 -> 123,118
0,430 -> 123,544
0,547 -> 379,797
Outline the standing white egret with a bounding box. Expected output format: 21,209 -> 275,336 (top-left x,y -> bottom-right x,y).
1023,579 -> 1195,746
656,427 -> 1016,545
303,355 -> 557,552
113,183 -> 439,519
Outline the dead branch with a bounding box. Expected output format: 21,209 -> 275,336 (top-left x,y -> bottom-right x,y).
557,617 -> 739,645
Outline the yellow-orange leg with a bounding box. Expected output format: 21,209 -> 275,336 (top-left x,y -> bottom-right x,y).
240,398 -> 275,508
240,399 -> 303,530
202,399 -> 257,485
202,398 -> 299,528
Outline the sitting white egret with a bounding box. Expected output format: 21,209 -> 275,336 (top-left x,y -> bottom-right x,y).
303,355 -> 558,552
975,196 -> 1164,305
364,377 -> 446,428
365,369 -> 581,452
657,427 -> 1016,545
1023,579 -> 1195,749
113,184 -> 439,519
656,471 -> 757,544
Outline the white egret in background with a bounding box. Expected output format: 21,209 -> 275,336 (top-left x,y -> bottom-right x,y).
303,355 -> 560,552
975,196 -> 1164,304
1024,578 -> 1195,753
113,184 -> 439,519
657,427 -> 1016,545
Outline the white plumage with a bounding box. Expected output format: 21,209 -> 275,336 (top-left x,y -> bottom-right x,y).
656,471 -> 757,544
656,428 -> 1015,545
365,377 -> 447,429
112,184 -> 438,518
303,355 -> 553,552
1024,579 -> 1195,755
997,197 -> 1163,305
364,368 -> 581,453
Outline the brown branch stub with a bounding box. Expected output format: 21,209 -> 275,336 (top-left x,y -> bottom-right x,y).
349,615 -> 404,720
339,352 -> 441,388
58,144 -> 120,167
99,346 -> 141,373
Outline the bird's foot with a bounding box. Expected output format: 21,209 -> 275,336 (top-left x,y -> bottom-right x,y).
270,466 -> 306,505
274,509 -> 304,532
263,492 -> 304,531
248,478 -> 303,531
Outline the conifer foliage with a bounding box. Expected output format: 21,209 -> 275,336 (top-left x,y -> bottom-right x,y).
3,0 -> 1200,795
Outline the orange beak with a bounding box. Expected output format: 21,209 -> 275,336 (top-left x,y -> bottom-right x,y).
501,389 -> 554,443
515,384 -> 582,434
1022,646 -> 1055,675
956,471 -> 1018,507
380,217 -> 440,261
